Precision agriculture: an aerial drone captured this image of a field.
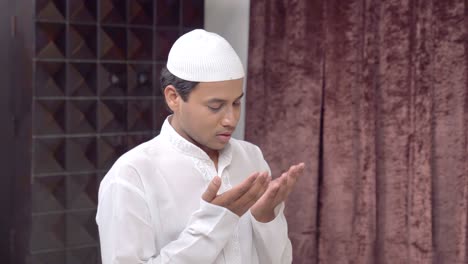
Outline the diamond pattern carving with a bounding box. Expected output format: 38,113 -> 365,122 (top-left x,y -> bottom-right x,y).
99,63 -> 127,96
36,0 -> 65,21
98,135 -> 127,169
68,63 -> 97,96
66,137 -> 97,172
68,100 -> 97,134
127,133 -> 153,150
31,0 -> 202,260
35,62 -> 66,96
156,0 -> 180,26
155,98 -> 171,130
31,213 -> 66,251
32,175 -> 66,213
100,26 -> 127,60
99,100 -> 127,132
182,0 -> 204,27
35,100 -> 66,135
154,63 -> 164,96
101,0 -> 126,24
128,28 -> 152,61
129,0 -> 153,25
69,24 -> 97,59
128,100 -> 153,131
67,174 -> 98,209
69,0 -> 97,22
34,138 -> 66,174
36,22 -> 66,59
66,210 -> 99,247
128,64 -> 152,96
155,30 -> 179,60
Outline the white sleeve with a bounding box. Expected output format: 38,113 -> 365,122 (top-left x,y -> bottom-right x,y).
96,167 -> 240,264
250,146 -> 293,264
250,203 -> 293,264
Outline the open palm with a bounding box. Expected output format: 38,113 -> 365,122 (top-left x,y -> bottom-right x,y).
251,163 -> 305,222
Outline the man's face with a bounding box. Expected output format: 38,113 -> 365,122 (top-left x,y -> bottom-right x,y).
170,78 -> 244,153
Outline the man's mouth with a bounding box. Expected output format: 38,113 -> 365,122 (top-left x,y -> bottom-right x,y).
216,132 -> 232,143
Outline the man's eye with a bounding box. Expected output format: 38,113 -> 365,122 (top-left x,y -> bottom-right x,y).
233,101 -> 241,106
208,105 -> 222,112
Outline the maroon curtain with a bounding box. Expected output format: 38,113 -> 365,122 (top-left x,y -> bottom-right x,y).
246,1 -> 468,263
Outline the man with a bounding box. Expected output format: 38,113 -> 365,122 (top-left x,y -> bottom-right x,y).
96,29 -> 305,264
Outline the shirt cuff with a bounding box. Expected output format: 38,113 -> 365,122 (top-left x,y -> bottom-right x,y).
249,203 -> 291,263
250,202 -> 285,226
199,199 -> 240,222
189,199 -> 240,236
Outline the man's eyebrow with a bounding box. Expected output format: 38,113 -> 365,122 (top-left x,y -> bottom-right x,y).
205,93 -> 244,104
236,93 -> 245,100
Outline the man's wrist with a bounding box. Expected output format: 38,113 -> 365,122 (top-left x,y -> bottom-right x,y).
252,209 -> 276,223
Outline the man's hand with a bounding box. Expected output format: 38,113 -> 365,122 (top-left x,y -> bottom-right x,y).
202,172 -> 271,217
251,163 -> 305,222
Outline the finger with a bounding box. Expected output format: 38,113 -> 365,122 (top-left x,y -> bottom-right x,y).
231,172 -> 269,212
255,172 -> 271,199
262,176 -> 284,199
291,163 -> 305,178
241,172 -> 271,209
286,168 -> 299,188
290,163 -> 305,183
289,162 -> 305,172
281,169 -> 297,197
261,176 -> 282,201
202,176 -> 222,202
274,176 -> 290,203
288,165 -> 297,175
271,172 -> 287,186
228,172 -> 260,200
294,163 -> 305,174
287,164 -> 303,182
214,172 -> 259,205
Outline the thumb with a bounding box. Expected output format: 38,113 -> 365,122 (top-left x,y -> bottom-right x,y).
202,176 -> 221,202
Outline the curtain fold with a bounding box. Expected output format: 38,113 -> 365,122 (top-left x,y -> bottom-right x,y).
246,0 -> 468,263
247,0 -> 325,261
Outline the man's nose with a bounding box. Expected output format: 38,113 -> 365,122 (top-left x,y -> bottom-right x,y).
221,107 -> 237,127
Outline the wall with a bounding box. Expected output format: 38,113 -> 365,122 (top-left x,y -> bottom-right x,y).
205,0 -> 250,140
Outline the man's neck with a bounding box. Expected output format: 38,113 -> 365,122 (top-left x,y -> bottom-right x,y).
169,115 -> 220,169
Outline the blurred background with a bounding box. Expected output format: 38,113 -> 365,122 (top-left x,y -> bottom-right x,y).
1,0 -> 467,264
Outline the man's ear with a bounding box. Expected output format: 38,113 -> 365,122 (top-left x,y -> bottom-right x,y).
164,85 -> 181,112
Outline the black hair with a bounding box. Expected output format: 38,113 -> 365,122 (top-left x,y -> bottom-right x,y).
160,66 -> 199,102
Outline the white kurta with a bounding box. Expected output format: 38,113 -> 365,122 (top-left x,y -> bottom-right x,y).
96,118 -> 292,264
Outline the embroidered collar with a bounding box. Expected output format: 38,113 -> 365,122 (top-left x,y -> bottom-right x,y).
160,116 -> 233,166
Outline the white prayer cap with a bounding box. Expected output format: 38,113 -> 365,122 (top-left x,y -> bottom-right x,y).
166,29 -> 245,82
